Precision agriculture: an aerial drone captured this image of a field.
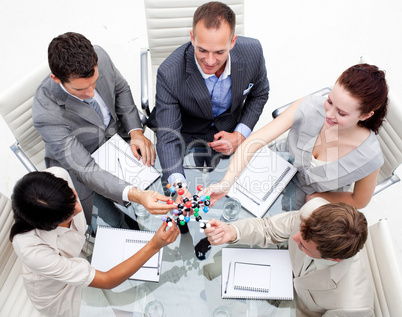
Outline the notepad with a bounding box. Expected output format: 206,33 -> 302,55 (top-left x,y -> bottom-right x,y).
233,262 -> 271,292
227,145 -> 297,217
123,239 -> 158,269
91,226 -> 163,282
91,133 -> 161,190
222,248 -> 293,300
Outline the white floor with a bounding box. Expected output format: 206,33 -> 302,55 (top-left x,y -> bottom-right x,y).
1,0 -> 401,264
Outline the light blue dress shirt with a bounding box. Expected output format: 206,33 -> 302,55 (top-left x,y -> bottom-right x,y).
168,54 -> 251,186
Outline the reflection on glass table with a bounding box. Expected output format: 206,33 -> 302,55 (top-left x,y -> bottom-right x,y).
80,154 -> 296,317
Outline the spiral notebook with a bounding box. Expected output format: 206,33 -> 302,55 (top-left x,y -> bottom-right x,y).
91,133 -> 161,190
222,248 -> 293,300
227,145 -> 297,218
233,262 -> 271,292
91,226 -> 163,282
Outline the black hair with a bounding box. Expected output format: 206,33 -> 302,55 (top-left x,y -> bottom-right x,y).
10,171 -> 76,241
48,32 -> 98,83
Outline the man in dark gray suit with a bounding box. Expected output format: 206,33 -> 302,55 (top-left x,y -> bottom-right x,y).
33,32 -> 173,229
147,1 -> 269,188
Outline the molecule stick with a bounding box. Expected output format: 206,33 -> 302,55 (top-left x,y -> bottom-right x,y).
162,183 -> 211,233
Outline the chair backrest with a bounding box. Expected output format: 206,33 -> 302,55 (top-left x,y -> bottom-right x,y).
144,0 -> 244,76
0,64 -> 50,171
363,219 -> 402,316
0,192 -> 43,316
359,56 -> 402,183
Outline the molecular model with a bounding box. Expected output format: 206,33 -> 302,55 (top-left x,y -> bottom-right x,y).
162,182 -> 212,233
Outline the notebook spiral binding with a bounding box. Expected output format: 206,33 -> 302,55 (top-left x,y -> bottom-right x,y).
234,285 -> 270,293
223,295 -> 293,300
97,225 -> 156,235
126,238 -> 149,244
261,166 -> 291,201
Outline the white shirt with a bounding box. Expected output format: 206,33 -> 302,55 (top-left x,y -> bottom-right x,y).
12,211 -> 96,317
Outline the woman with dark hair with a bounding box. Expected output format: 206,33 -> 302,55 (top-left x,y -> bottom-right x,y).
10,167 -> 179,317
205,64 -> 388,210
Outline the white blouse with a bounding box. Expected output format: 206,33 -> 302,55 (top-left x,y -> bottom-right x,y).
12,211 -> 96,317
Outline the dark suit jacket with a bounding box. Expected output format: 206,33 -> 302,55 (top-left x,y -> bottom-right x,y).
33,46 -> 142,220
147,36 -> 269,180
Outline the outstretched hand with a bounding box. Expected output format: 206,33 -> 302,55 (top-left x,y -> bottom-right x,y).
204,218 -> 237,245
173,186 -> 194,216
150,220 -> 180,250
202,182 -> 232,206
128,188 -> 173,215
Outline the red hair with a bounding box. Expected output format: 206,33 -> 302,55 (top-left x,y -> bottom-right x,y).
336,64 -> 388,134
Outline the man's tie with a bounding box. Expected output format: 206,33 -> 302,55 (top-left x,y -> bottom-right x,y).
85,98 -> 104,126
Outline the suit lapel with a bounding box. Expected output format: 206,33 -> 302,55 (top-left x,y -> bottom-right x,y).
95,69 -> 117,122
230,48 -> 246,113
65,96 -> 105,129
291,240 -> 307,276
51,78 -> 106,129
185,46 -> 214,119
294,257 -> 352,291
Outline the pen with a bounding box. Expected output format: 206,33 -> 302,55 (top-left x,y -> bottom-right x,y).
224,261 -> 232,294
117,157 -> 125,180
237,186 -> 261,206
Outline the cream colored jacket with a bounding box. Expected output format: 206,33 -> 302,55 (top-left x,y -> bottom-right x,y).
232,198 -> 374,317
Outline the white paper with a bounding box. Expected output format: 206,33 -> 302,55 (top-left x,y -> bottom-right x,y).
228,146 -> 297,217
91,134 -> 160,190
222,248 -> 293,300
91,226 -> 163,282
233,262 -> 271,292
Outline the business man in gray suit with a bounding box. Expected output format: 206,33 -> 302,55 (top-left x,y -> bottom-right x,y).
33,32 -> 173,228
147,1 -> 269,187
204,198 -> 374,316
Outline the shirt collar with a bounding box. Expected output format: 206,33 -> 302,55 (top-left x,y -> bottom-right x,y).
195,53 -> 231,80
59,83 -> 99,102
305,255 -> 339,270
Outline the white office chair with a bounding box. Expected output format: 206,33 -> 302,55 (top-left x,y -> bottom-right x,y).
0,192 -> 44,316
363,219 -> 402,316
271,56 -> 402,195
0,64 -> 50,172
140,0 -> 245,119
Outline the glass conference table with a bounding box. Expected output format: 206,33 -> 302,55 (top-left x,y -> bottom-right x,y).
80,156 -> 296,317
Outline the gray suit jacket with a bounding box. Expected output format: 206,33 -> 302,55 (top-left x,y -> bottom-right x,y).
147,36 -> 269,179
33,46 -> 142,219
232,198 -> 374,316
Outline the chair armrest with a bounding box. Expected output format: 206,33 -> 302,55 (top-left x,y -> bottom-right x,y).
140,48 -> 151,117
137,109 -> 148,127
272,87 -> 332,119
374,167 -> 402,195
10,142 -> 37,172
